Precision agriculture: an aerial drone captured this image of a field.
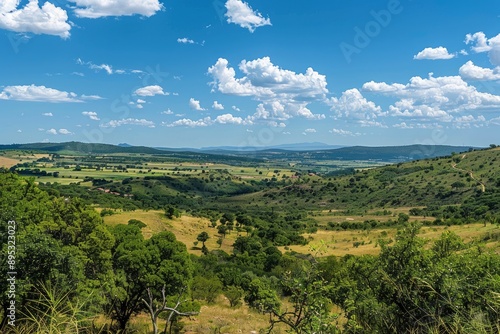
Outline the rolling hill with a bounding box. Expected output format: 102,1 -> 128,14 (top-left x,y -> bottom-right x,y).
0,141 -> 476,163
224,147 -> 500,216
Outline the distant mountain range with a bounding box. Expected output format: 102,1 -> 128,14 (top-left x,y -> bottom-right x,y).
137,142 -> 345,152
199,142 -> 345,152
1,141 -> 478,163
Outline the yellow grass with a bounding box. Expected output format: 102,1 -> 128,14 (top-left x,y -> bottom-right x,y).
102,210 -> 240,255
0,156 -> 20,168
102,210 -> 500,258
93,296 -> 285,334
280,223 -> 500,257
182,297 -> 284,333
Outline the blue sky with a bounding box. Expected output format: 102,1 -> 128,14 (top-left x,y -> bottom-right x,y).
1,0 -> 499,148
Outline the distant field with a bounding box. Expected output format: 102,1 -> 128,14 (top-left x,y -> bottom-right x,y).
0,156 -> 20,168
17,159 -> 298,183
0,151 -> 51,168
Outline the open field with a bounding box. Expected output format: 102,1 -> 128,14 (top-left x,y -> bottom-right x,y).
96,296 -> 287,334
101,210 -> 500,259
16,159 -> 299,183
0,156 -> 20,168
102,210 -> 240,255
282,223 -> 500,257
0,151 -> 51,167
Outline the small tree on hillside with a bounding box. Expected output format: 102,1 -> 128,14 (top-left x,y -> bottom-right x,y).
165,206 -> 181,219
196,231 -> 209,248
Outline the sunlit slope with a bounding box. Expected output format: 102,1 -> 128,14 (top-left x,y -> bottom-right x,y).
227,148 -> 500,211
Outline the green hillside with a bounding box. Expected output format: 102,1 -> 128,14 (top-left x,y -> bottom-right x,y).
225,147 -> 500,215
225,144 -> 476,162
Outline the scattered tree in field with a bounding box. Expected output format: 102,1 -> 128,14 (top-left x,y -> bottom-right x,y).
217,224 -> 228,238
128,218 -> 146,229
216,237 -> 223,248
197,231 -> 209,247
223,286 -> 244,308
165,206 -> 181,219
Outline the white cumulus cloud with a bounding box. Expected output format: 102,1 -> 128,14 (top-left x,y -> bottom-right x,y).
329,88 -> 381,119
164,117 -> 212,128
0,0 -> 71,38
358,120 -> 387,128
225,0 -> 271,32
189,98 -> 205,111
453,115 -> 487,128
0,85 -> 82,103
134,85 -> 167,96
330,128 -> 359,136
163,113 -> 252,127
212,101 -> 224,110
414,46 -> 456,60
82,111 -> 100,120
58,128 -> 73,135
465,31 -> 500,66
459,60 -> 500,81
215,113 -> 250,125
46,128 -> 57,135
69,0 -> 163,18
177,37 -> 194,44
42,112 -> 53,117
208,57 -> 327,120
362,73 -> 500,121
100,118 -> 155,128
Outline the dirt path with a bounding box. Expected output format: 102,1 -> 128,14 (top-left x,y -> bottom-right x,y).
451,154 -> 485,192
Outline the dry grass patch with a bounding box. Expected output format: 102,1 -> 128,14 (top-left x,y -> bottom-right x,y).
0,156 -> 20,168
280,224 -> 500,257
102,210 -> 239,255
111,298 -> 284,334
182,298 -> 280,333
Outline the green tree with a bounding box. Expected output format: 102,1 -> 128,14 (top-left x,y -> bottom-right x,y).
0,172 -> 114,329
165,206 -> 181,219
128,219 -> 147,229
105,225 -> 193,331
217,225 -> 228,238
223,286 -> 244,308
244,278 -> 281,314
329,223 -> 500,332
191,276 -> 223,304
268,267 -> 339,334
196,231 -> 209,248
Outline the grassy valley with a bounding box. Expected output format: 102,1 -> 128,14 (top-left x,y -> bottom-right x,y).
1,143 -> 500,333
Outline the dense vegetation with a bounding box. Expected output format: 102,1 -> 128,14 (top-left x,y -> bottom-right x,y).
1,146 -> 500,333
